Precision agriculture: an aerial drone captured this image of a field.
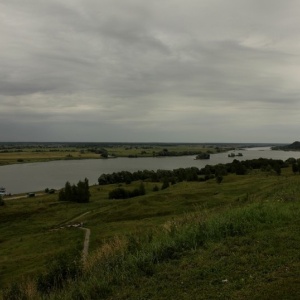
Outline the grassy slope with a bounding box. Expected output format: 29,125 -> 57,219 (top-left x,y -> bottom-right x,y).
115,203 -> 300,300
1,168 -> 300,299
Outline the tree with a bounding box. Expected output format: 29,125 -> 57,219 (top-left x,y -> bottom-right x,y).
59,178 -> 90,203
232,160 -> 247,175
292,163 -> 299,174
216,175 -> 223,184
101,152 -> 108,158
0,195 -> 5,206
138,182 -> 146,195
273,164 -> 281,175
76,178 -> 90,203
161,179 -> 169,190
153,185 -> 159,192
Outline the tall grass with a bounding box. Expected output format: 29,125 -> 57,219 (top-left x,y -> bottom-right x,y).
2,170 -> 299,300
36,200 -> 297,300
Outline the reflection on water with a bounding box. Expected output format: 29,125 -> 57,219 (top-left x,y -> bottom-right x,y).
1,147 -> 300,194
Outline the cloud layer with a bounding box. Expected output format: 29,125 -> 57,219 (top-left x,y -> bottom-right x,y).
1,0 -> 300,142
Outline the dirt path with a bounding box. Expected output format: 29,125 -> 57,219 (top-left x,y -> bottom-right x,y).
50,211 -> 92,263
80,227 -> 91,263
69,211 -> 90,223
3,193 -> 45,201
65,211 -> 91,263
65,211 -> 91,262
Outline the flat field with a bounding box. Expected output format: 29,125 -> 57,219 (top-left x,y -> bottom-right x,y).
0,143 -> 223,166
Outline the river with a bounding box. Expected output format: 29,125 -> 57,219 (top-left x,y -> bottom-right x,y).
1,147 -> 300,194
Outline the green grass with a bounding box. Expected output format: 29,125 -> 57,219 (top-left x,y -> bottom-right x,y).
45,200 -> 300,300
0,149 -> 100,166
1,168 -> 300,299
0,144 -> 222,166
104,144 -> 219,157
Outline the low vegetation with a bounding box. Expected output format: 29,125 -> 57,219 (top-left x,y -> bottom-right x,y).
108,182 -> 145,199
0,142 -> 227,166
1,159 -> 300,299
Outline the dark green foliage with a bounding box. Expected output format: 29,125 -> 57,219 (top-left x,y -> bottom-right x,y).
108,182 -> 146,199
287,158 -> 300,175
214,164 -> 228,176
97,159 -> 287,188
109,187 -> 129,199
138,182 -> 146,195
286,157 -> 297,164
89,147 -> 108,157
216,175 -> 223,184
195,152 -> 210,159
161,179 -> 170,190
2,282 -> 26,300
101,152 -> 108,158
170,177 -> 176,185
277,141 -> 300,150
273,163 -> 281,175
231,160 -> 247,175
156,149 -> 209,157
153,185 -> 159,192
0,195 -> 4,206
36,252 -> 82,294
292,163 -> 298,173
59,178 -> 90,203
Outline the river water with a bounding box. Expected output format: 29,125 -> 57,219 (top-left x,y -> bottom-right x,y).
1,147 -> 300,194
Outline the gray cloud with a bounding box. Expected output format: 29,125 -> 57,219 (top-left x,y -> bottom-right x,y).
1,0 -> 300,142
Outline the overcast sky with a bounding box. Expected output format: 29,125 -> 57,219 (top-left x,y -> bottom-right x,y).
1,0 -> 299,143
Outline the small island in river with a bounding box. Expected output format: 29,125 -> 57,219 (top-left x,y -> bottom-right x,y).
195,153 -> 210,159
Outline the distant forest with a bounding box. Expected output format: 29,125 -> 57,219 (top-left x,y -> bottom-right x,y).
272,141 -> 300,151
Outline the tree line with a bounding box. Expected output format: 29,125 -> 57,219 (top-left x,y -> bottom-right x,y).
98,158 -> 288,187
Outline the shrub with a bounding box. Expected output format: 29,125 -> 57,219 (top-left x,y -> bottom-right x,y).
0,195 -> 5,206
2,282 -> 26,300
216,175 -> 223,184
108,183 -> 146,199
161,179 -> 169,190
36,252 -> 82,294
153,185 -> 159,192
108,187 -> 129,199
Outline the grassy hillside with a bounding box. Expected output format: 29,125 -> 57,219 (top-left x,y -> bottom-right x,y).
1,167 -> 300,299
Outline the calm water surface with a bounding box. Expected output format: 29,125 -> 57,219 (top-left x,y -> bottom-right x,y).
1,147 -> 300,194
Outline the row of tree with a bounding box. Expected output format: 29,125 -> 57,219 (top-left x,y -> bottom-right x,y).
98,158 -> 288,186
58,178 -> 90,203
154,149 -> 213,157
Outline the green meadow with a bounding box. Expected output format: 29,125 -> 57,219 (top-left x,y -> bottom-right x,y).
1,166 -> 300,299
0,143 -> 221,166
